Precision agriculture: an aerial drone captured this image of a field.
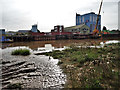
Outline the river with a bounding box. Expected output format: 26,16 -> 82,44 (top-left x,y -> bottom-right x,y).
1,39 -> 111,49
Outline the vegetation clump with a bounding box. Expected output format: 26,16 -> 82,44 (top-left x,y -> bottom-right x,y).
44,43 -> 120,88
11,49 -> 30,56
58,60 -> 63,65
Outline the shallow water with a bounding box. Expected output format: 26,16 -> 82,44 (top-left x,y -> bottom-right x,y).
1,39 -> 104,49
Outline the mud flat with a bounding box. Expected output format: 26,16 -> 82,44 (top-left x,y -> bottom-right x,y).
1,47 -> 66,89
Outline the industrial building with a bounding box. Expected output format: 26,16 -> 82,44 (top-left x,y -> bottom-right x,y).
51,25 -> 72,39
64,24 -> 90,34
31,24 -> 38,32
18,30 -> 30,33
51,25 -> 64,33
76,12 -> 101,32
0,29 -> 5,35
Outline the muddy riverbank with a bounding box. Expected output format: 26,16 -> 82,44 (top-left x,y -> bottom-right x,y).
1,47 -> 66,88
1,39 -> 120,89
42,42 -> 120,88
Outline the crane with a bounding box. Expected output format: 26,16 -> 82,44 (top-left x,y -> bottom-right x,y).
93,0 -> 103,36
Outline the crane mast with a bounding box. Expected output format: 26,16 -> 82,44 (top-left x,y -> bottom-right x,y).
93,0 -> 103,35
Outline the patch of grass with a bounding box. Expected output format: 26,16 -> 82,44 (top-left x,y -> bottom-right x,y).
11,49 -> 30,56
42,43 -> 119,88
86,79 -> 102,88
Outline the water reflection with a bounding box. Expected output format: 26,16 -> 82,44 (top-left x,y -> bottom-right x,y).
105,40 -> 120,44
2,39 -> 103,49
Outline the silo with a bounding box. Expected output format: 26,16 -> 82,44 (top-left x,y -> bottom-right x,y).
31,24 -> 38,32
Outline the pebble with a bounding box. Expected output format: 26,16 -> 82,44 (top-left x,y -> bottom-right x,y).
107,62 -> 110,64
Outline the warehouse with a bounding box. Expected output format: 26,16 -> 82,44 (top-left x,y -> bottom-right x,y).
64,24 -> 90,34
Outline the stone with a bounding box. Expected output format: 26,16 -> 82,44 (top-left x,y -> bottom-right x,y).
84,62 -> 89,66
23,76 -> 30,79
107,62 -> 110,64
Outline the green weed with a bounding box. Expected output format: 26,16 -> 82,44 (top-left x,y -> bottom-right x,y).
11,49 -> 30,56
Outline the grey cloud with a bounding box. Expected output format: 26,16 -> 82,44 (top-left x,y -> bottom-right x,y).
1,0 -> 34,30
1,0 -> 119,31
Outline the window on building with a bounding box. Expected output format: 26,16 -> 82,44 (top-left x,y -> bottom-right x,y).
82,16 -> 84,22
55,27 -> 57,30
79,17 -> 81,23
93,16 -> 95,22
90,24 -> 92,32
93,16 -> 97,22
77,17 -> 79,24
95,16 -> 97,22
55,30 -> 57,32
59,26 -> 62,32
77,18 -> 79,24
90,15 -> 92,22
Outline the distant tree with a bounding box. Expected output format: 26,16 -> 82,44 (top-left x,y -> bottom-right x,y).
113,29 -> 120,34
117,29 -> 120,31
37,30 -> 40,33
16,32 -> 18,35
103,26 -> 107,30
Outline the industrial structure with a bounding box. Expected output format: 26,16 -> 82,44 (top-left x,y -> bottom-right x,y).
0,29 -> 5,35
51,25 -> 64,33
76,12 -> 101,32
64,24 -> 90,34
0,29 -> 13,42
31,24 -> 38,32
18,30 -> 30,34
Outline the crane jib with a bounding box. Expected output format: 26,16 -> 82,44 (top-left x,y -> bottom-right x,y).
93,0 -> 103,35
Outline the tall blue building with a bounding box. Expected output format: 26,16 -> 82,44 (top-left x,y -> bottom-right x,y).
76,12 -> 101,32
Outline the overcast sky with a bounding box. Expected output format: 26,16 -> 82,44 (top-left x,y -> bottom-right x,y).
0,0 -> 119,32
